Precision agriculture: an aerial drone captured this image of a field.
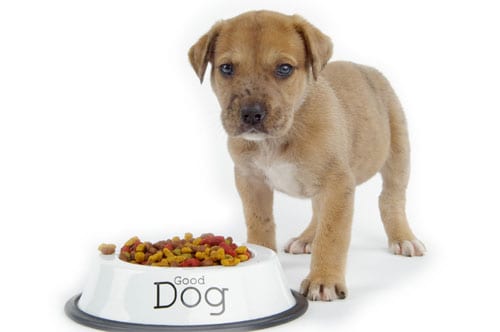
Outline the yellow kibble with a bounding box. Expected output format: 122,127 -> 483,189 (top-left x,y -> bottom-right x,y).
135,243 -> 145,252
157,259 -> 169,267
238,254 -> 249,262
173,248 -> 182,256
166,256 -> 176,263
184,232 -> 193,241
175,256 -> 186,263
181,247 -> 192,254
195,251 -> 207,260
210,248 -> 225,260
163,248 -> 174,257
148,252 -> 163,263
135,251 -> 145,263
193,237 -> 202,245
125,236 -> 139,247
221,257 -> 240,266
167,255 -> 186,263
235,246 -> 247,254
172,236 -> 180,242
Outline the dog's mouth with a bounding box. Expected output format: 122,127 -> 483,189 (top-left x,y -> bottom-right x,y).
239,128 -> 268,141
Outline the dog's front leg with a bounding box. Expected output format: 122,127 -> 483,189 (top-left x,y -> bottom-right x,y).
301,172 -> 355,301
234,167 -> 276,251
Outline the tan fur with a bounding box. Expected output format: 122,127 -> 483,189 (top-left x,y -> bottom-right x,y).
189,10 -> 425,301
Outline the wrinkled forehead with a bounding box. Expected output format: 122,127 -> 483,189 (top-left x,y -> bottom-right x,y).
213,15 -> 306,68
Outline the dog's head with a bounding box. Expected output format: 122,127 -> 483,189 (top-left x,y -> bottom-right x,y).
189,11 -> 332,141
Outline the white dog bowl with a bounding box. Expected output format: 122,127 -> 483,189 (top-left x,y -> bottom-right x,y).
66,244 -> 307,331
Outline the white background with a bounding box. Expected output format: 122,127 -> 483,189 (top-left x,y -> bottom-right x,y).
1,0 -> 499,331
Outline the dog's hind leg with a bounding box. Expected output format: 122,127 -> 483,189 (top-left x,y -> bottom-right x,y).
378,100 -> 426,257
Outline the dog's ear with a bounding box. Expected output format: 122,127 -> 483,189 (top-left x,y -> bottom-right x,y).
188,21 -> 224,83
293,16 -> 333,80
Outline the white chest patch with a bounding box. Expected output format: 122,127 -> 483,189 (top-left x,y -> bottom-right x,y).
262,163 -> 304,198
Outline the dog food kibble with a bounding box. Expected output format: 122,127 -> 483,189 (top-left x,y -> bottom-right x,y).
111,233 -> 251,267
98,243 -> 116,255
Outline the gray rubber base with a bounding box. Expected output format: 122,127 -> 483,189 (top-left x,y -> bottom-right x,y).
65,290 -> 307,331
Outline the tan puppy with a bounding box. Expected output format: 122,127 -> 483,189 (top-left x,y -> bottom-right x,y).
189,10 -> 425,301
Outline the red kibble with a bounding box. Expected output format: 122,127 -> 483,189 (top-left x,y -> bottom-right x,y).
201,235 -> 225,246
219,242 -> 236,257
181,258 -> 201,267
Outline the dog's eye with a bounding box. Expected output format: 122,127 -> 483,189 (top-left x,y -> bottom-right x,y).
219,63 -> 234,77
275,64 -> 294,78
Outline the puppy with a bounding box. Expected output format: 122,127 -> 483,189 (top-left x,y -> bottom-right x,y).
189,10 -> 425,301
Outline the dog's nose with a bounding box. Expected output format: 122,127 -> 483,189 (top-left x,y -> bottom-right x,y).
241,103 -> 266,126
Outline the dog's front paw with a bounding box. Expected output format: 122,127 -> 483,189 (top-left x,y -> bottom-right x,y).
284,237 -> 312,254
389,239 -> 426,257
300,275 -> 347,301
